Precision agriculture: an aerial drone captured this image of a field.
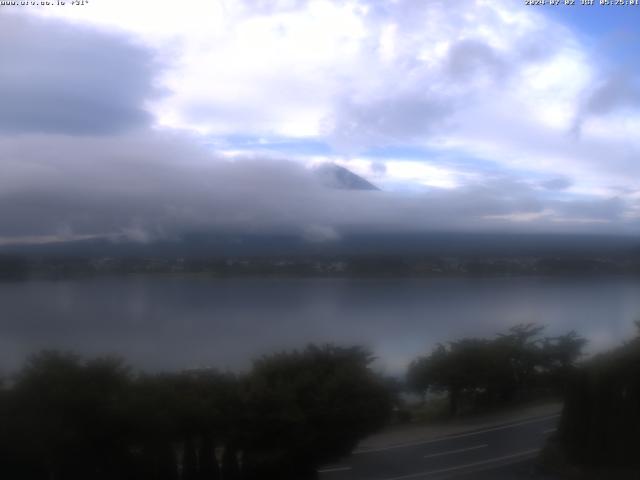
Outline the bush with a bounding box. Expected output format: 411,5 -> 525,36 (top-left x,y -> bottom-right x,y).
558,326 -> 640,470
0,344 -> 392,480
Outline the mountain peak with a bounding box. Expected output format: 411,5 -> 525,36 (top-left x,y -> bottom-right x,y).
314,163 -> 380,191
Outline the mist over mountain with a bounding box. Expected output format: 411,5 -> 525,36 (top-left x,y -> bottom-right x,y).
2,230 -> 638,260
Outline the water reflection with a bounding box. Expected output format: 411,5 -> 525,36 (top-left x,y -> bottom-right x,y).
1,276 -> 639,374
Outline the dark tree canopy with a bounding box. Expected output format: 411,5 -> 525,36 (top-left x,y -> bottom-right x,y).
407,324 -> 586,416
239,345 -> 392,478
0,345 -> 392,480
558,324 -> 640,470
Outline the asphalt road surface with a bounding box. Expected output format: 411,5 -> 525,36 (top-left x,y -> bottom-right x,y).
318,413 -> 560,480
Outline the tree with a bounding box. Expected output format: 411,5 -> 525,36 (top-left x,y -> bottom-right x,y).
0,345 -> 392,480
241,345 -> 393,479
8,351 -> 133,480
408,339 -> 493,415
557,326 -> 640,470
407,325 -> 587,416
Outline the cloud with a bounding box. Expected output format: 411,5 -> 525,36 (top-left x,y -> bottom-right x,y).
315,2 -> 563,153
370,161 -> 387,176
1,0 -> 639,241
446,39 -> 507,82
324,95 -> 453,153
572,72 -> 640,136
540,177 -> 573,191
0,132 -> 636,246
0,13 -> 159,135
302,224 -> 341,243
555,197 -> 625,222
29,0 -> 554,146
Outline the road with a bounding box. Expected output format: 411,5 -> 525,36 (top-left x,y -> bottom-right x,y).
318,413 -> 559,480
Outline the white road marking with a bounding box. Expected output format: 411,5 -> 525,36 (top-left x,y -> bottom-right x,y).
423,444 -> 488,459
353,414 -> 559,455
317,466 -> 352,474
381,448 -> 541,480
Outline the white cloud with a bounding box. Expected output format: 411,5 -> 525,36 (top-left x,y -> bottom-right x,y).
336,158 -> 465,190
23,0 -> 562,139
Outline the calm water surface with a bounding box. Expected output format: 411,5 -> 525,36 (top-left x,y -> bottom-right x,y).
1,276 -> 639,374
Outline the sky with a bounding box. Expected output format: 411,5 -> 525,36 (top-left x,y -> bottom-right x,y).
1,0 -> 640,245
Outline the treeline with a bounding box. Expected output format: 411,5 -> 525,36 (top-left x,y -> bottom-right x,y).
407,324 -> 586,416
5,254 -> 640,279
0,255 -> 29,279
552,323 -> 640,473
0,345 -> 392,480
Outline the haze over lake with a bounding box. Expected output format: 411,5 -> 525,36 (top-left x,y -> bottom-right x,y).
2,276 -> 639,375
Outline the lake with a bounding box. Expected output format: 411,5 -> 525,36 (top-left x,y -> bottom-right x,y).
1,275 -> 639,375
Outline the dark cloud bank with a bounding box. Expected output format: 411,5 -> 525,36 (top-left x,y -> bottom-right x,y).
0,132 -> 636,249
0,13 -> 158,135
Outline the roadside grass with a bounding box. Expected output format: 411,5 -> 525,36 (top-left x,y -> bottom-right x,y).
395,396 -> 450,424
397,392 -> 562,427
